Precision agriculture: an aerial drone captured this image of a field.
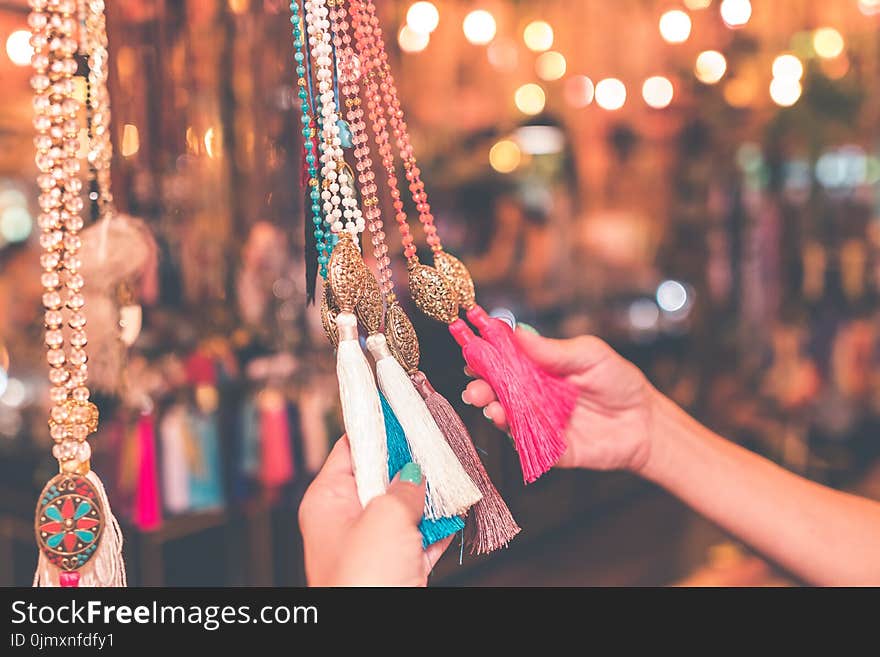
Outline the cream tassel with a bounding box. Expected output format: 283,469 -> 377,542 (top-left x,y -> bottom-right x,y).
335,312 -> 389,507
366,333 -> 482,519
34,471 -> 126,587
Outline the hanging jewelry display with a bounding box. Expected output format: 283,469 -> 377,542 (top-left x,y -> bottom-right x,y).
302,0 -> 481,521
30,0 -> 125,587
350,0 -> 578,484
331,0 -> 518,553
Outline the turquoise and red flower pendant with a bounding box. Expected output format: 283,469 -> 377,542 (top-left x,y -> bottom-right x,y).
34,474 -> 104,575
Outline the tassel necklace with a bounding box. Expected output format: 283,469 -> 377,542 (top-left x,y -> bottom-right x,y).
334,1 -> 519,554
305,0 -> 480,520
292,0 -> 464,546
351,0 -> 578,484
30,0 -> 125,587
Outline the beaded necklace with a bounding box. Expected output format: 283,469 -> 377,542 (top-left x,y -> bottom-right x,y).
351,0 -> 578,484
30,0 -> 124,588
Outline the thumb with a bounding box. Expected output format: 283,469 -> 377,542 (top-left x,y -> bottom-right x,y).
516,329 -> 612,376
378,462 -> 426,527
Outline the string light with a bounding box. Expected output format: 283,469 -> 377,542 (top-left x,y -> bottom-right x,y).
5,30 -> 32,66
813,27 -> 844,59
642,76 -> 674,109
564,75 -> 594,108
406,2 -> 439,34
489,140 -> 521,173
536,51 -> 566,81
399,25 -> 430,52
772,54 -> 803,81
769,77 -> 802,107
695,50 -> 727,84
720,0 -> 751,27
487,38 -> 517,71
463,10 -> 496,45
659,10 -> 692,44
523,21 -> 554,52
514,83 -> 546,115
595,78 -> 626,111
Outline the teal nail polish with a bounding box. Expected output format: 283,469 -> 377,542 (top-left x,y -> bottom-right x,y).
399,462 -> 422,484
518,323 -> 539,335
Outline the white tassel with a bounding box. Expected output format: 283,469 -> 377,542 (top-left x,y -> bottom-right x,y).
366,333 -> 482,519
34,471 -> 126,587
335,312 -> 389,507
160,405 -> 191,514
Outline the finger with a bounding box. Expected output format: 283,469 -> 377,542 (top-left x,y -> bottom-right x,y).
380,463 -> 427,526
318,434 -> 354,477
483,401 -> 509,430
515,330 -> 613,376
463,366 -> 475,378
424,534 -> 455,572
462,379 -> 498,407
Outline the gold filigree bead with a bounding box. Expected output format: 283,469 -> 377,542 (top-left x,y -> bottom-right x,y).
320,284 -> 340,349
385,302 -> 421,373
356,271 -> 384,335
328,233 -> 367,312
433,250 -> 476,310
407,260 -> 459,324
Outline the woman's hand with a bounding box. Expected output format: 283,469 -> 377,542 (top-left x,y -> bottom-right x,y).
298,436 -> 453,586
463,329 -> 657,474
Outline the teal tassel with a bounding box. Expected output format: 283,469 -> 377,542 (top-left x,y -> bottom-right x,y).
380,392 -> 464,547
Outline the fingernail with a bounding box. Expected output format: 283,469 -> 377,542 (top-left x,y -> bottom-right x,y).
482,407 -> 492,421
518,323 -> 539,335
399,462 -> 422,485
461,390 -> 471,405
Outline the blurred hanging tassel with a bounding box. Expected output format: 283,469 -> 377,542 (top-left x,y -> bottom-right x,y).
134,413 -> 161,531
410,371 -> 520,554
258,388 -> 295,492
367,332 -> 481,519
335,312 -> 389,507
449,319 -> 566,484
33,470 -> 127,588
159,405 -> 190,515
380,392 -> 464,547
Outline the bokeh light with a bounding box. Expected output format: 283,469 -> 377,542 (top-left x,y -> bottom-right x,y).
695,50 -> 727,84
463,10 -> 496,45
812,27 -> 844,59
489,139 -> 521,173
657,281 -> 688,313
720,0 -> 751,27
514,83 -> 546,115
0,206 -> 32,243
487,38 -> 518,71
858,0 -> 880,16
595,78 -> 626,111
659,10 -> 692,44
684,0 -> 713,8
121,124 -> 140,157
723,77 -> 757,107
772,54 -> 803,81
523,21 -> 554,52
769,77 -> 802,107
535,51 -> 566,81
642,76 -> 674,109
564,75 -> 595,108
398,25 -> 430,52
5,30 -> 33,66
406,2 -> 440,34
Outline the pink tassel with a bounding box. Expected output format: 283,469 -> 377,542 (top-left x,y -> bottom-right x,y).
134,413 -> 161,531
449,319 -> 567,484
259,396 -> 295,492
411,370 -> 520,554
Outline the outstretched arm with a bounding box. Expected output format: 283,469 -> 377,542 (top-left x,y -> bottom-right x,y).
464,329 -> 880,586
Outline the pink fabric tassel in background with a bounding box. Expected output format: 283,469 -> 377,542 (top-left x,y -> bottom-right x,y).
258,390 -> 295,493
134,413 -> 162,531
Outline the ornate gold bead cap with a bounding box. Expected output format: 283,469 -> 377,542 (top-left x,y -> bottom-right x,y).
434,250 -> 476,310
355,270 -> 384,335
320,284 -> 340,349
328,233 -> 367,312
385,302 -> 421,373
407,260 -> 460,324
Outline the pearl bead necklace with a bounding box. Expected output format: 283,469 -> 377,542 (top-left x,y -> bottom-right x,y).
30,0 -> 99,473
305,0 -> 364,241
